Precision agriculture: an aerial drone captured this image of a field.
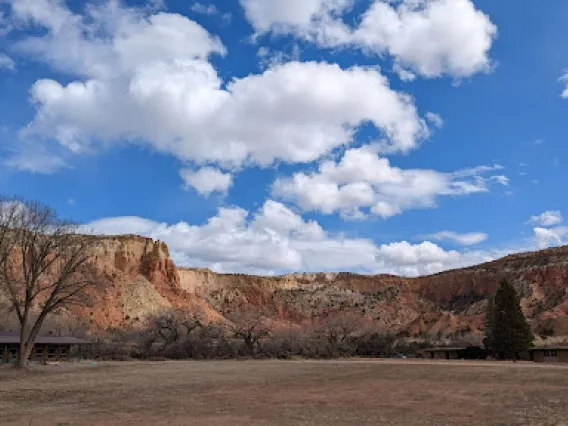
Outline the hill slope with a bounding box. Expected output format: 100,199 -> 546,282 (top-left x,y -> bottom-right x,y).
1,235 -> 567,340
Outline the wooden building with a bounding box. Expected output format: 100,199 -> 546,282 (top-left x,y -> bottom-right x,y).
0,332 -> 93,364
422,347 -> 467,360
529,347 -> 568,363
420,346 -> 487,360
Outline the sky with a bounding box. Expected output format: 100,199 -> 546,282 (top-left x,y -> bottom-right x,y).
1,0 -> 568,276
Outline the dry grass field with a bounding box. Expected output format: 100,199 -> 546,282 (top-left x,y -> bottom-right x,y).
1,359 -> 568,426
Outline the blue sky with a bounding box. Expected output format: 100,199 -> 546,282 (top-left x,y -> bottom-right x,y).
1,0 -> 568,276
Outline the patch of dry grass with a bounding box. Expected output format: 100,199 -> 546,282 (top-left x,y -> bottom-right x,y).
1,359 -> 568,425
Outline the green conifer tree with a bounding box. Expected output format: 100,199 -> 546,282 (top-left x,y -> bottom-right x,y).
492,279 -> 534,360
483,295 -> 495,356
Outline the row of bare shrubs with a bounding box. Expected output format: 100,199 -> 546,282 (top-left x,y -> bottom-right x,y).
87,309 -> 426,361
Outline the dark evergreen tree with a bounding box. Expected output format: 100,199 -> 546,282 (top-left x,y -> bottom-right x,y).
492,279 -> 534,360
482,295 -> 495,356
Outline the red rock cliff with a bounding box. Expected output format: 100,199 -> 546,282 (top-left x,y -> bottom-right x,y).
2,235 -> 567,340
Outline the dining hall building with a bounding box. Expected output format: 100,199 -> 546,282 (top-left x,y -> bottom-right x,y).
0,331 -> 93,363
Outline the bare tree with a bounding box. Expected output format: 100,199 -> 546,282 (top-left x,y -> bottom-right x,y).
228,308 -> 271,356
0,197 -> 97,368
313,312 -> 369,356
143,310 -> 203,355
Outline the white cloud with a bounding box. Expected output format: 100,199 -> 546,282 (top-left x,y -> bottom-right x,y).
13,2 -> 226,78
257,44 -> 301,69
528,210 -> 563,227
533,226 -> 568,249
273,146 -> 508,218
241,0 -> 497,79
241,0 -> 350,33
180,167 -> 233,196
190,3 -> 218,16
190,2 -> 231,22
0,53 -> 15,71
393,63 -> 416,82
5,0 -> 428,172
560,73 -> 568,99
490,175 -> 509,186
422,231 -> 488,246
4,150 -> 69,174
0,10 -> 11,36
425,112 -> 443,129
353,0 -> 497,79
528,211 -> 567,249
83,200 -> 496,276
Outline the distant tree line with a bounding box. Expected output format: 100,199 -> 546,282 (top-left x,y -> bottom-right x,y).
90,280 -> 536,362
88,309 -> 419,361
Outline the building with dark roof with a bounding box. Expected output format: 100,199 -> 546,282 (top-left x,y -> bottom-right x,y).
529,347 -> 568,363
420,346 -> 487,360
0,331 -> 93,363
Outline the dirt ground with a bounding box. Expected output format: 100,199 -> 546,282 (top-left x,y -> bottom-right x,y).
1,359 -> 568,426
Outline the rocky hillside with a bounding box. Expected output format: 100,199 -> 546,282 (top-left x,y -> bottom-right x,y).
1,235 -> 568,341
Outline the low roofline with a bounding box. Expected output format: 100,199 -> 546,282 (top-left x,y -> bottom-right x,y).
0,332 -> 94,345
530,347 -> 568,351
422,347 -> 469,352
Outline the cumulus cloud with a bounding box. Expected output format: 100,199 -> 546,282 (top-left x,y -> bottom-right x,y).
422,231 -> 488,246
241,0 -> 497,79
83,200 -> 496,276
180,167 -> 233,196
526,211 -> 567,249
0,53 -> 15,71
273,146 -> 508,218
528,210 -> 563,227
533,226 -> 568,249
4,0 -> 428,173
241,0 -> 350,33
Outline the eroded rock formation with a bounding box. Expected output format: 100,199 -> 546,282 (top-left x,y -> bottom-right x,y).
2,235 -> 567,340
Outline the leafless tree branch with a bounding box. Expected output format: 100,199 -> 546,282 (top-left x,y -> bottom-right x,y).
0,196 -> 98,368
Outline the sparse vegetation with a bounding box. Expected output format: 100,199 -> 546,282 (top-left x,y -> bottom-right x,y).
83,308 -> 401,361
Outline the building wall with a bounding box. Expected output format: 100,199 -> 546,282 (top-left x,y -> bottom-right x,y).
1,344 -> 18,363
0,344 -> 72,363
429,350 -> 461,360
532,350 -> 568,363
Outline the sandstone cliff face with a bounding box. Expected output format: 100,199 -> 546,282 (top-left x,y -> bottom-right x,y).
59,236 -> 223,331
411,246 -> 568,337
2,235 -> 567,340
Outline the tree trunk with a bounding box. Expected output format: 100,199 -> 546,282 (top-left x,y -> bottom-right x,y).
17,321 -> 29,368
17,341 -> 34,368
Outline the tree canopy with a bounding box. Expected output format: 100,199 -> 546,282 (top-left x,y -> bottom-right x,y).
485,279 -> 534,360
